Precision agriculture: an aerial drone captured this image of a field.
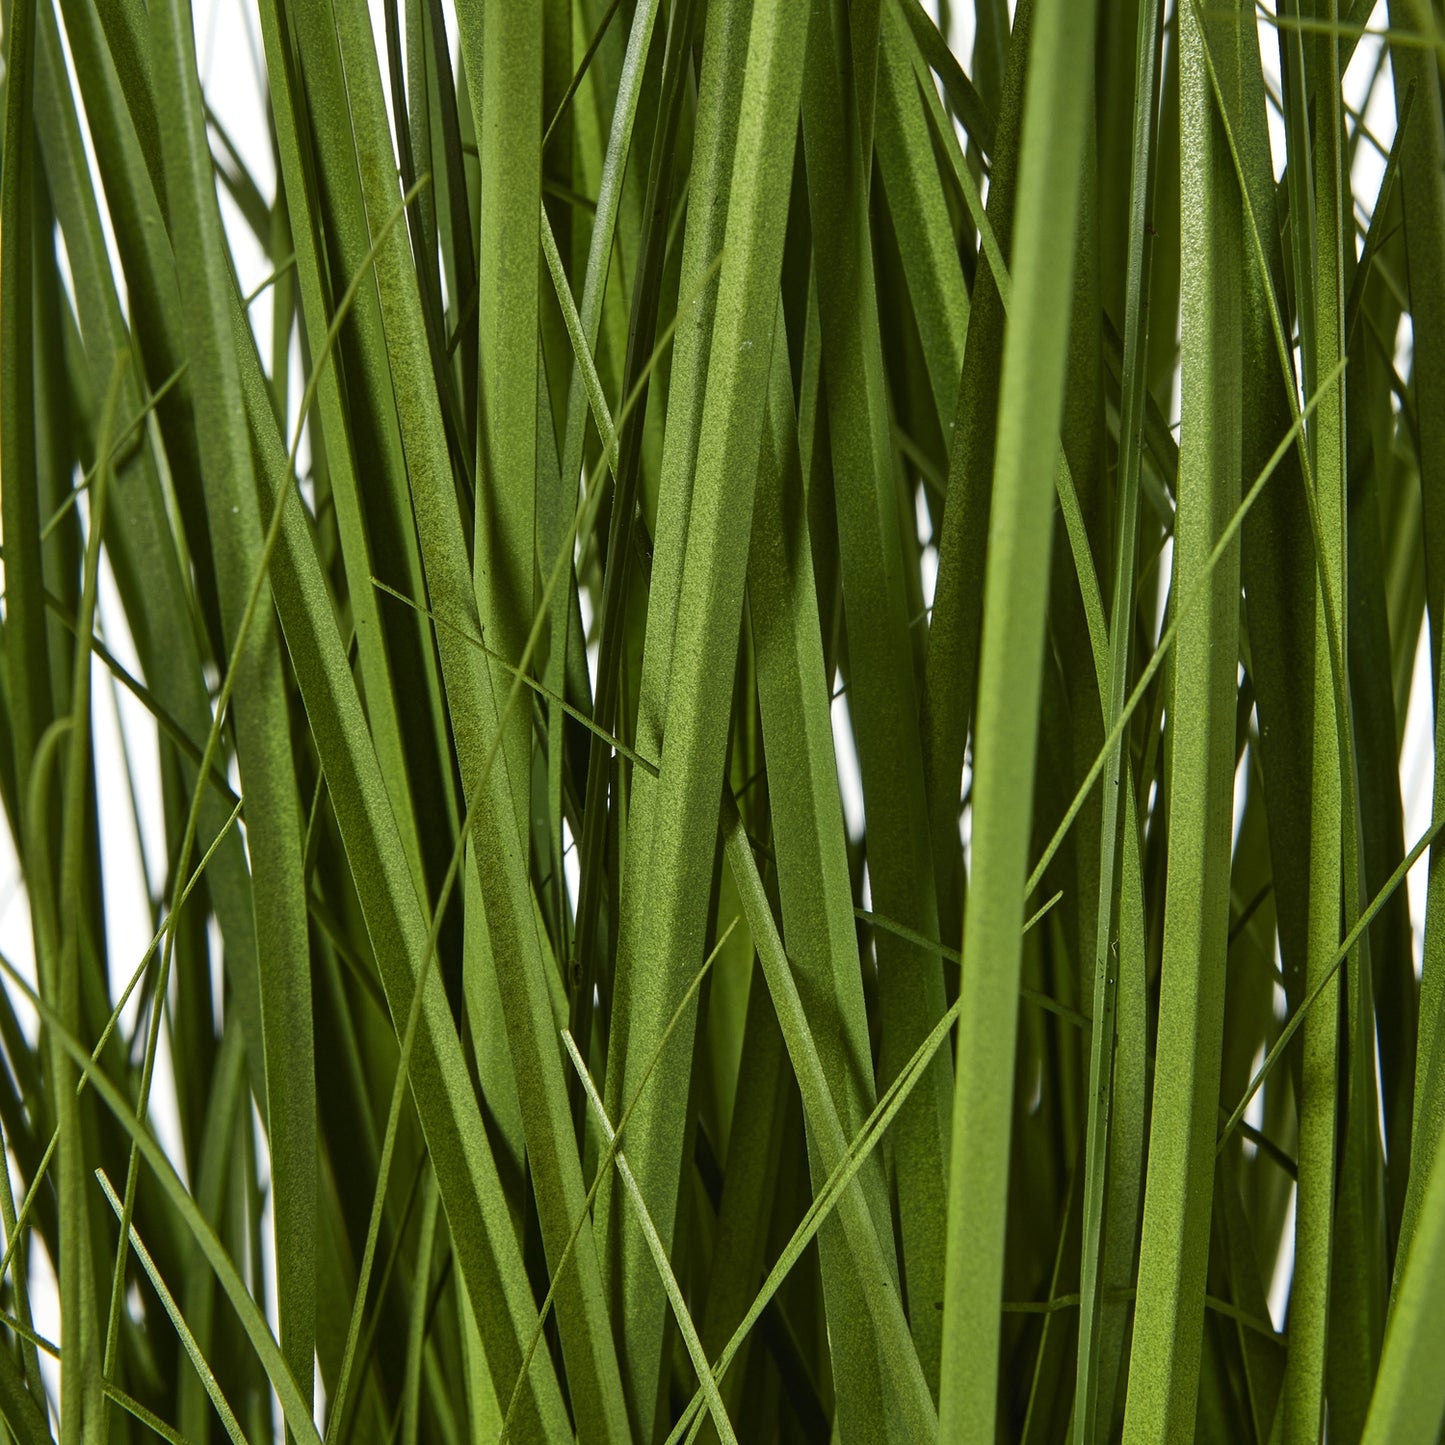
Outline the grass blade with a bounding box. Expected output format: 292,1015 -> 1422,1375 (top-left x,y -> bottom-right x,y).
937,0 -> 1100,1434
1121,4 -> 1242,1437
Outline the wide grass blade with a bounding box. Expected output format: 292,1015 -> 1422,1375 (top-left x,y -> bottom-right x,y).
1121,4 -> 1243,1438
937,0 -> 1100,1434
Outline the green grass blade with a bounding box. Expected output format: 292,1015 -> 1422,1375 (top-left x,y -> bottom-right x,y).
471,0 -> 542,854
721,799 -> 938,1438
803,0 -> 952,1381
564,0 -> 696,1097
750,320 -> 908,1439
936,0 -> 1100,1434
564,1033 -> 740,1445
1392,4 -> 1445,1316
593,0 -> 753,1162
874,3 -> 969,439
1,0 -> 51,794
1362,1094 -> 1445,1442
0,954 -> 320,1445
919,0 -> 1030,949
1316,8 -> 1386,1436
599,0 -> 810,1424
399,1172 -> 439,1445
1074,3 -> 1162,1435
667,859 -> 1060,1445
250,0 -> 435,909
892,0 -> 997,156
1122,9 -> 1243,1435
0,1322 -> 54,1445
150,0 -> 317,1415
1387,2 -> 1445,689
56,358 -> 127,1441
96,1173 -> 248,1445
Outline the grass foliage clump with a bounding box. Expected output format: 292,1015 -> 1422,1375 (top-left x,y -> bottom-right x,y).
3,0 -> 1445,1438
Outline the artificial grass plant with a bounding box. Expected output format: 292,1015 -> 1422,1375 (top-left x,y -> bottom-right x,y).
2,0 -> 1445,1439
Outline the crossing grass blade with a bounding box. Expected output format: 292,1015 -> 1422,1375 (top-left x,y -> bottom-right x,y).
564,1033 -> 740,1445
96,1172 -> 248,1445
